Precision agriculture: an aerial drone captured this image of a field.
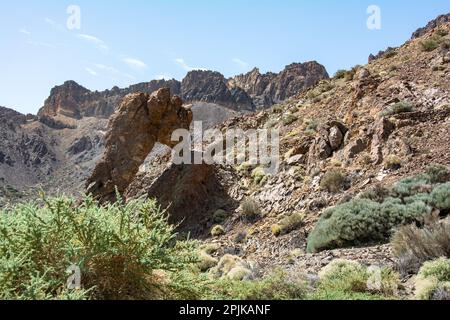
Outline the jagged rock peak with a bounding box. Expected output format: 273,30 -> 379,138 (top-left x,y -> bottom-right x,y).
37,79 -> 182,124
411,13 -> 450,39
230,61 -> 329,109
181,70 -> 255,112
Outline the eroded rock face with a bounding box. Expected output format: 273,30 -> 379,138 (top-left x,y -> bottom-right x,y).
307,121 -> 348,165
411,13 -> 450,39
370,118 -> 396,164
86,88 -> 192,202
126,159 -> 238,237
230,62 -> 329,109
182,70 -> 255,111
37,79 -> 182,127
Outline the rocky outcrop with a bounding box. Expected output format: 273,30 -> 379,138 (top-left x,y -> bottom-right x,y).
126,159 -> 239,237
86,88 -> 192,202
307,121 -> 348,165
370,118 -> 396,164
411,13 -> 450,39
37,62 -> 329,126
37,79 -> 180,126
0,106 -> 57,189
230,62 -> 329,109
181,70 -> 255,111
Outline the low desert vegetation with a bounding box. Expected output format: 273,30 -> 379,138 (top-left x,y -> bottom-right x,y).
414,258 -> 450,300
0,194 -> 198,300
241,197 -> 263,222
271,212 -> 305,237
392,214 -> 450,274
307,165 -> 450,253
310,259 -> 400,300
320,169 -> 348,193
282,113 -> 298,126
211,225 -> 225,237
380,101 -> 413,117
384,155 -> 402,170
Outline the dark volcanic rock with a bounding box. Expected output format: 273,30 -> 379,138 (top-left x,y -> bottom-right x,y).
68,137 -> 93,155
37,79 -> 181,122
230,62 -> 329,109
411,13 -> 450,39
182,70 -> 255,111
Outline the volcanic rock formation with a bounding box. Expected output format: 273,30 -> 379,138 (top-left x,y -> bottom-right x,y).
86,88 -> 192,202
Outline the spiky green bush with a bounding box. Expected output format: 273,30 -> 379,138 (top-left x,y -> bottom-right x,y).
310,259 -> 400,300
415,258 -> 450,300
308,167 -> 450,253
0,195 -> 197,300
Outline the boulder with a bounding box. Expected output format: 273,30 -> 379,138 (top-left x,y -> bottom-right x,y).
344,138 -> 368,159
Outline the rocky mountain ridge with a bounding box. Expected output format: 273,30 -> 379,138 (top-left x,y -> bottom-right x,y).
37,61 -> 329,128
229,62 -> 329,108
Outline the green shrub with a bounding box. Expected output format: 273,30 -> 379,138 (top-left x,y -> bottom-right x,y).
358,185 -> 390,203
392,174 -> 432,197
271,212 -> 305,237
169,270 -> 308,300
426,164 -> 450,184
334,70 -> 347,79
0,195 -> 197,300
383,50 -> 398,59
318,260 -> 368,293
381,101 -> 413,117
392,216 -> 450,274
197,252 -> 218,272
307,197 -> 431,253
211,225 -> 225,237
282,114 -> 298,126
304,118 -> 319,134
241,198 -> 262,222
415,258 -> 450,300
419,258 -> 450,282
251,167 -> 268,186
384,155 -> 402,170
421,38 -> 440,52
308,166 -> 450,253
436,29 -> 449,37
313,260 -> 400,300
430,182 -> 450,210
320,169 -> 347,193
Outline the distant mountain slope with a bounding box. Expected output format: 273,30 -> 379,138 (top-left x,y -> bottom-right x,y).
229,62 -> 329,109
36,61 -> 328,128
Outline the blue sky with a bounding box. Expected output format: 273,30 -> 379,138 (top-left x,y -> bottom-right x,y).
1,0 -> 449,114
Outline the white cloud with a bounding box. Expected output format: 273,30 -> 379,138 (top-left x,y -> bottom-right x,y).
19,28 -> 31,35
94,63 -> 119,73
92,63 -> 136,80
232,58 -> 249,69
77,34 -> 109,52
26,40 -> 56,49
175,58 -> 207,72
123,58 -> 148,70
44,18 -> 65,31
85,67 -> 98,76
